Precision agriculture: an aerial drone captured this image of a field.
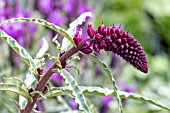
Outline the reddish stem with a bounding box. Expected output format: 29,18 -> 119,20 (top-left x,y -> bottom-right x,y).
22,41 -> 85,113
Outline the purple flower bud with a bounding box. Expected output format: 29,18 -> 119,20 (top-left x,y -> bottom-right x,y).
87,24 -> 148,73
95,33 -> 102,40
100,40 -> 107,49
107,26 -> 112,36
102,27 -> 108,37
105,36 -> 112,42
93,43 -> 100,53
73,28 -> 82,45
81,47 -> 93,54
87,24 -> 95,38
113,33 -> 148,73
84,41 -> 91,47
98,23 -> 105,35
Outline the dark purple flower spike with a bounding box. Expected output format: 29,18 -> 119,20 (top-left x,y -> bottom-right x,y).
73,24 -> 148,73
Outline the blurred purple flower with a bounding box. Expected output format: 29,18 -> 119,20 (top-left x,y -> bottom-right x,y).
110,54 -> 122,76
95,65 -> 102,76
44,61 -> 64,85
2,22 -> 24,39
100,96 -> 115,113
78,3 -> 92,15
47,10 -> 67,25
38,0 -> 54,14
101,96 -> 115,106
62,0 -> 75,14
62,0 -> 92,16
117,81 -> 137,93
0,0 -> 5,14
69,99 -> 77,110
36,100 -> 45,112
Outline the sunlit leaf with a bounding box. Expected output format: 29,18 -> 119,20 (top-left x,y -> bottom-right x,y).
86,54 -> 123,112
0,83 -> 32,102
0,17 -> 74,44
35,37 -> 49,58
3,77 -> 28,91
60,69 -> 91,113
46,86 -> 170,111
61,12 -> 93,51
0,30 -> 36,68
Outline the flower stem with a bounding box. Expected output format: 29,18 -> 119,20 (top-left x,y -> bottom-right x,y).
22,41 -> 85,113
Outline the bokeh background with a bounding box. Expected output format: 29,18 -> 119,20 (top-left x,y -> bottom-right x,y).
0,0 -> 170,113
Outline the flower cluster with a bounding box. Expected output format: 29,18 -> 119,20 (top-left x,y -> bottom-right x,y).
73,24 -> 148,73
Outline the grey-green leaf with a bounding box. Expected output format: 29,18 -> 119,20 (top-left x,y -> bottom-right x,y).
0,30 -> 36,68
60,69 -> 91,113
86,54 -> 123,112
0,83 -> 32,102
0,18 -> 74,44
3,77 -> 28,91
9,99 -> 22,110
46,86 -> 170,111
61,12 -> 93,51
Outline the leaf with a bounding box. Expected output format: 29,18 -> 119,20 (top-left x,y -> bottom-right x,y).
86,54 -> 123,112
3,77 -> 28,91
0,30 -> 36,68
30,91 -> 46,99
0,17 -> 74,44
46,86 -> 170,111
61,12 -> 93,51
0,83 -> 32,102
86,98 -> 98,113
35,37 -> 49,58
0,99 -> 14,113
66,66 -> 80,75
35,53 -> 62,69
60,69 -> 91,113
9,99 -> 22,110
52,34 -> 61,50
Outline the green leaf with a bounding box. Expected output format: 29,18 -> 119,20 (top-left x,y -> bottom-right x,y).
0,83 -> 32,102
0,30 -> 36,68
46,86 -> 170,111
60,69 -> 91,113
86,54 -> 123,112
0,99 -> 14,113
86,98 -> 98,113
35,38 -> 49,58
19,70 -> 37,109
66,66 -> 80,75
30,91 -> 46,99
52,34 -> 61,50
3,77 -> 28,91
9,99 -> 22,110
61,12 -> 93,51
0,17 -> 74,44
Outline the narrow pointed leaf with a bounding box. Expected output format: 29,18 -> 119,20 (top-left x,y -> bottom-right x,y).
0,30 -> 36,68
0,83 -> 32,102
0,17 -> 74,44
60,69 -> 91,113
61,12 -> 93,51
3,77 -> 28,91
86,54 -> 123,112
46,86 -> 170,111
9,99 -> 22,110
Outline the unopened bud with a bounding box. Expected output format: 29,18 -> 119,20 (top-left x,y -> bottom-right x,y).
87,24 -> 95,38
